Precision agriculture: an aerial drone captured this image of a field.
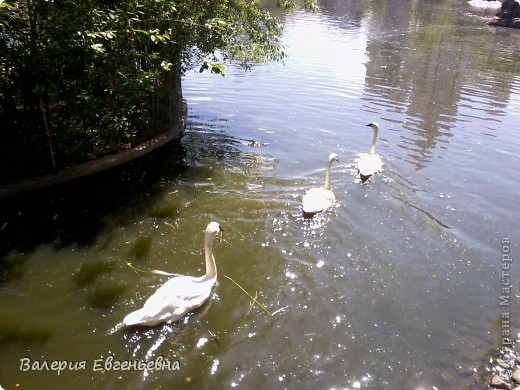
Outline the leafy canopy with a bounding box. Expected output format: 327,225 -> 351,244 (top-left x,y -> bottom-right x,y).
0,0 -> 316,180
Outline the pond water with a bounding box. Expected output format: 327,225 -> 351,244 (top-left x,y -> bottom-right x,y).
1,0 -> 520,389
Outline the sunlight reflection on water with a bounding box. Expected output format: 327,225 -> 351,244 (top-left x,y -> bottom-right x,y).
1,1 -> 520,389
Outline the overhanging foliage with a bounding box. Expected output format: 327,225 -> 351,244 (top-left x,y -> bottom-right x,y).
0,0 -> 316,182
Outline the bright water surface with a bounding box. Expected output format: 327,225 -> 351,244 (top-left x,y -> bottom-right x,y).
1,1 -> 520,389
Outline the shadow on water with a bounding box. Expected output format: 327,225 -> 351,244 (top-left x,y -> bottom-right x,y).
0,140 -> 188,257
0,119 -> 279,375
0,121 -> 273,278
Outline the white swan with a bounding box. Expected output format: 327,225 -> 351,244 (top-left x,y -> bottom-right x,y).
302,153 -> 339,215
468,0 -> 502,10
357,122 -> 383,183
123,221 -> 223,327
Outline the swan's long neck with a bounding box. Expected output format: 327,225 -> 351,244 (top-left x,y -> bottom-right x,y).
324,159 -> 333,190
368,126 -> 379,155
204,232 -> 217,280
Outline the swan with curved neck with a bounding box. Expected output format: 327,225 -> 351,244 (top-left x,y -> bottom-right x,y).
302,153 -> 339,215
357,122 -> 383,183
123,221 -> 223,327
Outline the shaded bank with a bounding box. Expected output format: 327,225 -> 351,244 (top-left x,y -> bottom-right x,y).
0,100 -> 187,200
0,0 -> 294,191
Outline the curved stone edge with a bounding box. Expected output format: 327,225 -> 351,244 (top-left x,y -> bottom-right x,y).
0,100 -> 188,200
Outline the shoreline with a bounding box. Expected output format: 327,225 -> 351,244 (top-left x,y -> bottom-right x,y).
0,100 -> 187,200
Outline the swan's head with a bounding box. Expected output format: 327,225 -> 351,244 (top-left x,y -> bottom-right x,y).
206,222 -> 223,236
366,122 -> 379,131
328,153 -> 339,163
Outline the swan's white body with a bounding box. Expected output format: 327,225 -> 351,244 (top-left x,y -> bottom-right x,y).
357,122 -> 383,183
302,153 -> 339,215
123,222 -> 222,327
468,0 -> 502,9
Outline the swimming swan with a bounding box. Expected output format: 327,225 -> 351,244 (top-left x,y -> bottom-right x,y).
357,122 -> 383,183
468,0 -> 501,10
302,153 -> 339,215
123,221 -> 223,327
